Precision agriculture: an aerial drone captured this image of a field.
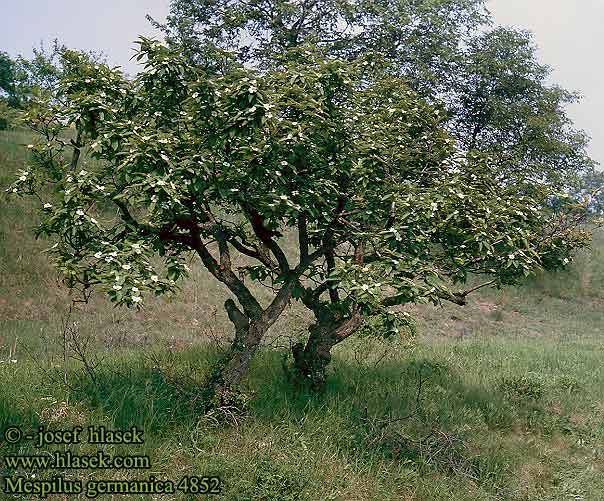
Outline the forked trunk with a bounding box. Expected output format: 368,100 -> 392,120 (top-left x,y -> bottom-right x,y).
203,299 -> 268,405
214,322 -> 267,387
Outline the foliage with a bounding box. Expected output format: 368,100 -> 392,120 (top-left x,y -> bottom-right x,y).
448,27 -> 595,187
0,41 -> 106,110
153,0 -> 594,187
0,51 -> 16,99
573,169 -> 604,216
150,0 -> 487,84
7,39 -> 591,390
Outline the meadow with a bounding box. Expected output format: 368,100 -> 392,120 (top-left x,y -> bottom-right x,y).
1,127 -> 604,500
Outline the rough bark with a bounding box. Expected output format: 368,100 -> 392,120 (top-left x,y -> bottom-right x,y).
205,275 -> 298,404
292,312 -> 363,389
204,299 -> 267,404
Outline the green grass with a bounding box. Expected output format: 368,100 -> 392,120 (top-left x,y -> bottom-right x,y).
1,128 -> 604,499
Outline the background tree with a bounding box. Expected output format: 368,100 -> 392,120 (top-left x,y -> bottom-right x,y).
0,52 -> 18,129
151,0 -> 594,187
10,41 -> 590,398
149,0 -> 487,83
0,41 -> 106,110
0,52 -> 16,100
447,27 -> 595,187
572,170 -> 604,217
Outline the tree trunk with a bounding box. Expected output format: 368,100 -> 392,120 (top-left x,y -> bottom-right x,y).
203,299 -> 268,406
202,275 -> 297,405
215,322 -> 266,387
292,313 -> 362,389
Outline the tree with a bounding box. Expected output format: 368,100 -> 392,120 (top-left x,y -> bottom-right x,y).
151,0 -> 594,187
0,41 -> 64,110
0,52 -> 16,98
573,170 -> 604,217
150,0 -> 487,85
10,40 -> 590,399
0,52 -> 18,129
447,27 -> 595,187
0,41 -> 106,110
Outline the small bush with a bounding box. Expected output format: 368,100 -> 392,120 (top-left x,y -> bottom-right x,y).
499,373 -> 545,401
554,374 -> 582,394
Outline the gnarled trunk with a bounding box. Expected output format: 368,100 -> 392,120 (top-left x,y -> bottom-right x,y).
212,322 -> 267,388
204,299 -> 268,405
292,312 -> 362,389
204,277 -> 296,404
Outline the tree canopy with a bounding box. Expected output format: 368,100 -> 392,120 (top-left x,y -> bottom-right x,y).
151,0 -> 595,187
0,41 -> 105,111
9,39 -> 590,394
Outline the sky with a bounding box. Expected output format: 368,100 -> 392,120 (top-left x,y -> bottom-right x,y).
1,0 -> 602,167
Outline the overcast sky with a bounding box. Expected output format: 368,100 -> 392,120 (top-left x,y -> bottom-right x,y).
1,0 -> 601,167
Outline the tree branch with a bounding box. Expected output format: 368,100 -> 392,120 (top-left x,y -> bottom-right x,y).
189,222 -> 263,319
298,213 -> 309,263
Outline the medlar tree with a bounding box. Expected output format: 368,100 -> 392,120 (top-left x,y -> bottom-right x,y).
10,40 -> 589,399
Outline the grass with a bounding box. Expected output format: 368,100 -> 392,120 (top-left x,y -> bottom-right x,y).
1,127 -> 604,499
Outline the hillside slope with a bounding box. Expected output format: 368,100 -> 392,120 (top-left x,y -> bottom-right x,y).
1,128 -> 603,500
